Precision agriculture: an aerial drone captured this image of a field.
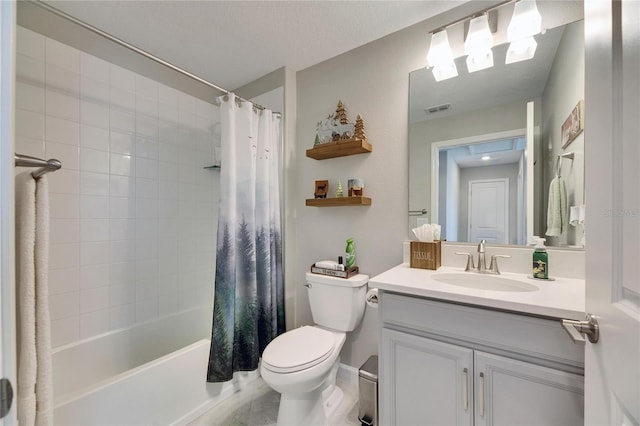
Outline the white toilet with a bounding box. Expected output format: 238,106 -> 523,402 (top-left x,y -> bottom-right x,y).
260,272 -> 369,425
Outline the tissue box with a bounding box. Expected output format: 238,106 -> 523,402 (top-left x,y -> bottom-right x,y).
410,241 -> 441,270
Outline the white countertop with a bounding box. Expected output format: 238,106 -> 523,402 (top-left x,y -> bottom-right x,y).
370,264 -> 586,320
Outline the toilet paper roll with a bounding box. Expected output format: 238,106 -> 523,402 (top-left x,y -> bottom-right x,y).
366,288 -> 379,308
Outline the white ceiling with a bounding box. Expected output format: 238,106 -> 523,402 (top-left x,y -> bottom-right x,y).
448,138 -> 526,168
44,0 -> 465,91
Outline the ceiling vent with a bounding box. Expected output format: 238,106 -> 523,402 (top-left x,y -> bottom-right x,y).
425,103 -> 451,114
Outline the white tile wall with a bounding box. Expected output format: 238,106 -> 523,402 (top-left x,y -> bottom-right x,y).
16,27 -> 219,348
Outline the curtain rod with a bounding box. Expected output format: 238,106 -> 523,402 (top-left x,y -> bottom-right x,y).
30,0 -> 279,114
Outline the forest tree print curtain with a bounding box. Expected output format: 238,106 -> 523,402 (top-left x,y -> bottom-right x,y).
207,94 -> 285,382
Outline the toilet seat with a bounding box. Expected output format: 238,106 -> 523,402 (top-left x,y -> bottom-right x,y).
262,326 -> 335,373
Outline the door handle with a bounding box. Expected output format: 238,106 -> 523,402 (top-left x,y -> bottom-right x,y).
562,314 -> 599,345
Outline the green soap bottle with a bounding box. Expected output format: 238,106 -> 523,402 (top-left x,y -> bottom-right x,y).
345,238 -> 356,269
532,237 -> 548,279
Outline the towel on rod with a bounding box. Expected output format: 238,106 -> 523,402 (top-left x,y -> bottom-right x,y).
16,173 -> 53,426
546,176 -> 568,237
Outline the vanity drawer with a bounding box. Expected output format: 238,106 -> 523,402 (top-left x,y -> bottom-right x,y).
381,291 -> 584,371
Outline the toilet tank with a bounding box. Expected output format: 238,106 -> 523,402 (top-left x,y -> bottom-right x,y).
305,272 -> 369,332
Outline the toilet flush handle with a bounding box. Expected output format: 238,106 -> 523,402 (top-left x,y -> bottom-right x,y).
304,283 -> 312,288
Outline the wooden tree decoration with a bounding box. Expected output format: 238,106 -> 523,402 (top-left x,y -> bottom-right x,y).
335,100 -> 348,125
354,114 -> 366,141
335,180 -> 344,197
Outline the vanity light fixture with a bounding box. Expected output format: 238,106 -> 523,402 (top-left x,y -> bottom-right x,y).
506,0 -> 542,63
464,14 -> 494,73
426,29 -> 458,82
426,0 -> 543,81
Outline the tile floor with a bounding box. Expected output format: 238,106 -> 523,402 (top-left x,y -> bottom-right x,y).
189,374 -> 362,426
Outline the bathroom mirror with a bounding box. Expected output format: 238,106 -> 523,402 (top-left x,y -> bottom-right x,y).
409,18 -> 585,248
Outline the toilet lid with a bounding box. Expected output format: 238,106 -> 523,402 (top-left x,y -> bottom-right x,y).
262,326 -> 335,373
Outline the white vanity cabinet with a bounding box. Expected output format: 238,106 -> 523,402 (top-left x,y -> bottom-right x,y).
382,328 -> 474,425
473,351 -> 584,425
379,291 -> 585,426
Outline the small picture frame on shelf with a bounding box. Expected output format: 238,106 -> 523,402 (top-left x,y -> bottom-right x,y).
314,180 -> 329,199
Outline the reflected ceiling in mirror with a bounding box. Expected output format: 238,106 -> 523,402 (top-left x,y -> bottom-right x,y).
409,19 -> 585,248
410,27 -> 564,125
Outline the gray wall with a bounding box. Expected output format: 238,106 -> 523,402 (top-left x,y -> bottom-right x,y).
541,20 -> 585,247
295,1 -> 583,369
295,2 -> 496,368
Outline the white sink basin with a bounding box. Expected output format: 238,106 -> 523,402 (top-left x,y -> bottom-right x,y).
432,273 -> 538,292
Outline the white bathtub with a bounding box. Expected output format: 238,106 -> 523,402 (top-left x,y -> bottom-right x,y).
53,307 -> 259,425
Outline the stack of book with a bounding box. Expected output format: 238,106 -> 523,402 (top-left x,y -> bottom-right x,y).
310,263 -> 359,279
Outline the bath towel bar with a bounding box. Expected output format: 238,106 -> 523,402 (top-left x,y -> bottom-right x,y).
15,154 -> 62,179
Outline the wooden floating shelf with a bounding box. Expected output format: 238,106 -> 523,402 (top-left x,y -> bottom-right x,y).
306,139 -> 372,160
305,197 -> 371,207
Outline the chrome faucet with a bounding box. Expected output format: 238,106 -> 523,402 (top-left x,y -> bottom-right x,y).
455,240 -> 511,274
477,240 -> 487,272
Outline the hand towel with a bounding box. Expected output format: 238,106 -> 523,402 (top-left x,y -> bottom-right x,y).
16,173 -> 53,426
546,176 -> 568,237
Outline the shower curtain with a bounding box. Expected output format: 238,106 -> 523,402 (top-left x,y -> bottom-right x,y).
207,94 -> 285,382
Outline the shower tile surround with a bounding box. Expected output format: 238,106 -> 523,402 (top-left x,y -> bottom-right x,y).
16,27 -> 220,348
